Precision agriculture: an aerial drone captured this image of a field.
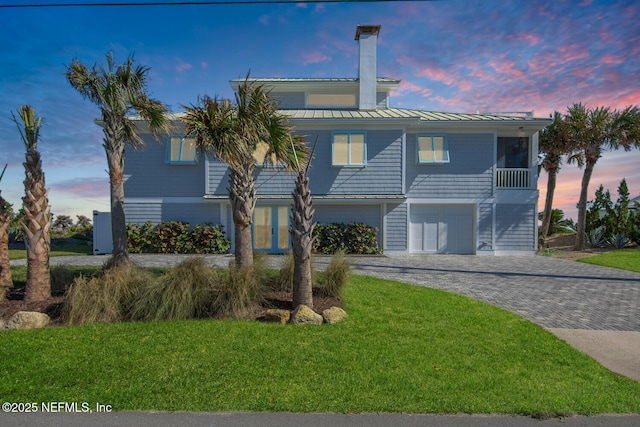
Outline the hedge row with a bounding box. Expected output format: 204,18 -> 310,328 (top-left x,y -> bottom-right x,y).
313,222 -> 382,255
126,221 -> 230,254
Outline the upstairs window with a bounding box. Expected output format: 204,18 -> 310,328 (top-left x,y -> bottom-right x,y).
307,93 -> 356,108
417,135 -> 449,164
332,131 -> 366,166
166,136 -> 197,164
497,137 -> 529,168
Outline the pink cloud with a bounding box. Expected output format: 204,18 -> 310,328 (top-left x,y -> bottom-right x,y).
393,80 -> 433,98
558,44 -> 590,63
301,50 -> 331,66
416,66 -> 457,86
601,55 -> 624,65
175,61 -> 192,73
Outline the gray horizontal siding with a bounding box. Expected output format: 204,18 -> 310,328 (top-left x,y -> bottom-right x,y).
125,202 -> 222,226
406,133 -> 493,198
495,204 -> 536,251
124,135 -> 205,198
206,129 -> 403,197
306,129 -> 403,195
477,203 -> 493,251
314,204 -> 382,229
385,203 -> 407,251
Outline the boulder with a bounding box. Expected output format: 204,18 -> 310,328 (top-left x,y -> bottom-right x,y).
264,309 -> 290,324
290,304 -> 323,325
5,311 -> 50,330
322,306 -> 348,324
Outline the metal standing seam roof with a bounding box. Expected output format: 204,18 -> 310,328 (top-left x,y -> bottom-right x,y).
280,108 -> 551,123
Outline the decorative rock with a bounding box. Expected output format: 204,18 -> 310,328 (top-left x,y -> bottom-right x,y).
264,309 -> 291,324
5,311 -> 50,330
290,304 -> 323,325
322,306 -> 348,324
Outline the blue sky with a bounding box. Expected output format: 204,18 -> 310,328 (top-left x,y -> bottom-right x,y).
0,0 -> 639,223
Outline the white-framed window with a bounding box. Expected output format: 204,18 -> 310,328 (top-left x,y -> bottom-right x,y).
417,135 -> 449,164
306,93 -> 356,108
166,136 -> 197,164
332,131 -> 366,166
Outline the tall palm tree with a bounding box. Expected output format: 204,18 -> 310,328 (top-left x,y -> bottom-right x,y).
182,78 -> 306,268
567,103 -> 640,251
291,139 -> 315,309
538,112 -> 576,240
66,53 -> 168,267
12,106 -> 51,302
0,164 -> 12,298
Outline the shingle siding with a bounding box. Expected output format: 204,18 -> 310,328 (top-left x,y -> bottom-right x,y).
125,135 -> 205,198
385,202 -> 407,251
495,204 -> 536,250
125,202 -> 222,226
406,133 -> 493,198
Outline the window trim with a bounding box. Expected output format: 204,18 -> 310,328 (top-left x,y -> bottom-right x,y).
332,131 -> 367,167
417,134 -> 449,164
165,135 -> 197,165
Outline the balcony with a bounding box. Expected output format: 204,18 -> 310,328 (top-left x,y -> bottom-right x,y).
496,168 -> 531,189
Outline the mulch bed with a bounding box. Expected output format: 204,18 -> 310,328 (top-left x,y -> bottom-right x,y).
1,287 -> 342,325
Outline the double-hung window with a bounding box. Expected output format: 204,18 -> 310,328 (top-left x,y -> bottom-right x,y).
417,135 -> 449,164
332,131 -> 366,166
166,136 -> 197,164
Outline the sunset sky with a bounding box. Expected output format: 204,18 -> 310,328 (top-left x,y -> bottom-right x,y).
1,0 -> 639,223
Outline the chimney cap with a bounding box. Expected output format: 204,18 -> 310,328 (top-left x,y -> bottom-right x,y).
355,25 -> 381,40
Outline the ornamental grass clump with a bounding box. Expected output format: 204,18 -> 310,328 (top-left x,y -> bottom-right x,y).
212,254 -> 266,318
61,262 -> 152,325
317,251 -> 350,299
129,257 -> 219,321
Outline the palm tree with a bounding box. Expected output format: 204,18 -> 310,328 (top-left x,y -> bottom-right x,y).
567,103 -> 640,251
0,164 -> 12,298
66,53 -> 168,267
538,112 -> 576,240
182,78 -> 306,268
12,106 -> 51,302
291,139 -> 315,309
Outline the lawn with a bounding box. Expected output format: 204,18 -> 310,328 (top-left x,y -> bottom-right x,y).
1,275 -> 639,415
578,248 -> 640,273
9,238 -> 92,260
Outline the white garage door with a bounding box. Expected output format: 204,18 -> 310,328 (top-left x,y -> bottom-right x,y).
410,205 -> 474,254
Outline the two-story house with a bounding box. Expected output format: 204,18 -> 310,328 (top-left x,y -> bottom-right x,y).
122,25 -> 552,255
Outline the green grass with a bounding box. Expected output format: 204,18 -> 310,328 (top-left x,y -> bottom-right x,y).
9,239 -> 92,260
579,248 -> 640,273
1,275 -> 639,415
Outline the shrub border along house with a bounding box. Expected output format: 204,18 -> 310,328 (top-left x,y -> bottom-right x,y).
126,221 -> 230,254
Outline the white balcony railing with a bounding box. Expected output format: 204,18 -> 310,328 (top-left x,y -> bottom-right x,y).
496,168 -> 531,189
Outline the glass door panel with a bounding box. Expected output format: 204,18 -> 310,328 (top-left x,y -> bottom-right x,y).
253,207 -> 272,250
278,207 -> 289,249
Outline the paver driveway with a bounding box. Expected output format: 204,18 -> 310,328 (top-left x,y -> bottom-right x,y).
314,254 -> 640,331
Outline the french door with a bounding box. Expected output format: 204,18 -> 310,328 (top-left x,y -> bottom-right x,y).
252,206 -> 289,253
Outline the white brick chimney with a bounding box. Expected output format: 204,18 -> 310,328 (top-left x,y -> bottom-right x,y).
355,25 -> 380,110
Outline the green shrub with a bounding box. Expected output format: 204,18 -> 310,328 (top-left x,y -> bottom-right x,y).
130,257 -> 219,321
127,221 -> 230,254
61,263 -> 153,325
314,222 -> 382,255
212,255 -> 266,318
316,251 -> 350,299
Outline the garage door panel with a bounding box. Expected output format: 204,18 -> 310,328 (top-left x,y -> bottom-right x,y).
410,205 -> 474,254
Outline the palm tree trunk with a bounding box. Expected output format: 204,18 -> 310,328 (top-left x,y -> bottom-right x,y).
22,152 -> 51,302
105,121 -> 130,267
574,159 -> 596,251
541,164 -> 559,239
0,200 -> 11,296
229,166 -> 256,268
291,170 -> 315,309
